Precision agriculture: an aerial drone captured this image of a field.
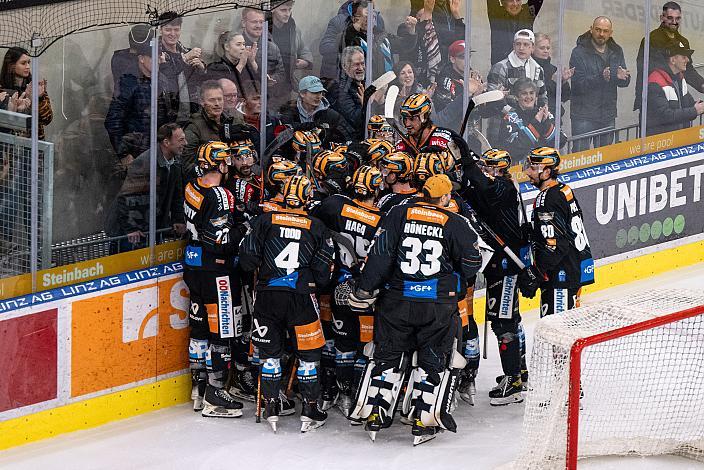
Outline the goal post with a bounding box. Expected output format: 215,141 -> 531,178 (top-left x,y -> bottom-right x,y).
506,289 -> 704,470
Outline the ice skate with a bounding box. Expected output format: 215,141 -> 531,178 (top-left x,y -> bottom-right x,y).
365,406 -> 385,441
263,397 -> 280,433
495,373 -> 528,392
320,368 -> 339,411
300,400 -> 327,432
229,367 -> 257,402
201,385 -> 244,417
412,418 -> 440,446
489,375 -> 524,406
191,373 -> 206,412
458,368 -> 477,405
279,390 -> 296,416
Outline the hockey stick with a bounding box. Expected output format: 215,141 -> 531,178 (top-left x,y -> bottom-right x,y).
383,85 -> 418,152
361,71 -> 397,136
255,373 -> 262,423
459,90 -> 505,137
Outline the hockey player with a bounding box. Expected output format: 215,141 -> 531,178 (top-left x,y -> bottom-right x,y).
519,147 -> 595,316
310,149 -> 351,200
366,139 -> 395,169
239,175 -> 336,433
348,174 -> 483,445
395,93 -> 469,161
413,150 -> 483,406
376,151 -> 416,212
184,141 -> 249,417
462,148 -> 530,405
367,115 -> 396,143
311,165 -> 383,415
261,158 -> 302,213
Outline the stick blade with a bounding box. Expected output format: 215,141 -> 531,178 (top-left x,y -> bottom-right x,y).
384,85 -> 400,119
471,89 -> 505,106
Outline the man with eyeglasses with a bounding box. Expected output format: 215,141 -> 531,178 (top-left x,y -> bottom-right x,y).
634,2 -> 704,111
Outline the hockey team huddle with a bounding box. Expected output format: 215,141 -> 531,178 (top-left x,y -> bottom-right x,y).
183,90 -> 595,446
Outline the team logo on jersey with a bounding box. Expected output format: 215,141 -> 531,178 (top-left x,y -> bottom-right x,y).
580,258 -> 595,283
403,279 -> 438,299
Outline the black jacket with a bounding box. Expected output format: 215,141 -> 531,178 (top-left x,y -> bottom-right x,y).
634,25 -> 704,110
646,67 -> 698,136
533,56 -> 571,117
569,31 -> 630,122
487,0 -> 543,65
328,74 -> 365,140
278,99 -> 356,145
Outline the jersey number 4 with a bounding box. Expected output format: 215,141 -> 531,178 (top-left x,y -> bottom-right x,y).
274,242 -> 300,274
400,237 -> 442,276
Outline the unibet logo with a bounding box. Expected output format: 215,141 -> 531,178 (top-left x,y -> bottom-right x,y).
122,281 -> 189,343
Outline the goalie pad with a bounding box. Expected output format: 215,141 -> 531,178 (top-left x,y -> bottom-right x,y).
348,348 -> 408,426
402,349 -> 467,432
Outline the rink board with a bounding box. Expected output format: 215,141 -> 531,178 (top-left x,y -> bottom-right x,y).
2,143 -> 704,450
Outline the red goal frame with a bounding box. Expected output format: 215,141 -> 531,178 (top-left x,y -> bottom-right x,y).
565,304 -> 704,469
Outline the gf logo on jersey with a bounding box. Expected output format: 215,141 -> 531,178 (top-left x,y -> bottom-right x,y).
253,318 -> 268,338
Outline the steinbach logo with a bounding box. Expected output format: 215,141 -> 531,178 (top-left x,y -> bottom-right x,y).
216,276 -> 233,338
343,204 -> 379,224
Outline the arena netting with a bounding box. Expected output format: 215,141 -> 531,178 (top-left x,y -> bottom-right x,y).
0,0 -> 289,56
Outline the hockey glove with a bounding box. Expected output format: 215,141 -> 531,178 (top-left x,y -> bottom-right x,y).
348,283 -> 379,313
518,265 -> 543,299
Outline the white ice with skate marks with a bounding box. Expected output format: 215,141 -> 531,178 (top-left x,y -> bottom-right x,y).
1,263 -> 704,470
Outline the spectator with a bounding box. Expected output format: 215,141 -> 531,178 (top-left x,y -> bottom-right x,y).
646,43 -> 704,136
569,16 -> 630,152
182,80 -> 234,170
495,78 -> 557,164
110,24 -> 151,97
414,0 -> 464,65
105,42 -> 178,159
432,40 -> 486,133
532,33 -> 572,117
328,46 -> 366,139
270,1 -> 313,106
218,78 -> 244,121
342,1 -> 417,81
318,0 -> 386,87
396,61 -> 427,101
239,80 -> 282,152
279,75 -> 355,144
105,122 -> 187,252
158,12 -> 206,117
634,2 -> 704,111
207,31 -> 258,99
486,0 -> 544,66
0,47 -> 53,140
239,8 -> 287,110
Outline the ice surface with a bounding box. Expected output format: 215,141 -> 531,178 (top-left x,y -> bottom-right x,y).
1,263 -> 703,470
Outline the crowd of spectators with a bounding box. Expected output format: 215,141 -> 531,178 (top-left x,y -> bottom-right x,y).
2,0 -> 704,254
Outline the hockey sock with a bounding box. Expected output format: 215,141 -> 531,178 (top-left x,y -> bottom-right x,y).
463,338 -> 480,370
335,348 -> 356,393
297,360 -> 321,402
189,338 -> 209,371
497,333 -> 521,377
260,357 -> 282,400
206,342 -> 231,388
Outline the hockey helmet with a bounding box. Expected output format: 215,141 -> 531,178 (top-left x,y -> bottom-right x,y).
379,151 -> 413,180
480,148 -> 512,170
367,115 -> 388,133
266,158 -> 302,190
197,141 -> 232,172
367,139 -> 394,165
400,93 -> 432,123
524,146 -> 560,169
282,174 -> 313,208
292,129 -> 322,155
229,138 -> 256,162
413,151 -> 445,184
312,150 -> 348,179
351,165 -> 382,197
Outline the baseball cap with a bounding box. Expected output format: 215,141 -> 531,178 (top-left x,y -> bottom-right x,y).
514,29 -> 535,44
423,174 -> 453,198
299,75 -> 327,93
448,40 -> 476,58
667,41 -> 694,57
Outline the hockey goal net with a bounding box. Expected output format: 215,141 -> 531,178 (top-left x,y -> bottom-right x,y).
506,288 -> 704,469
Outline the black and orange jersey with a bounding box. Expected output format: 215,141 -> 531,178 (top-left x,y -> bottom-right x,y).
377,188 -> 418,213
531,181 -> 594,288
359,201 -> 482,304
238,208 -> 335,293
310,194 -> 383,276
183,178 -> 245,272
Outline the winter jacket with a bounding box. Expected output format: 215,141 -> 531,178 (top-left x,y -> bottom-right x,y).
569,31 -> 630,122
206,56 -> 259,98
271,16 -> 313,94
533,55 -> 571,117
278,97 -> 356,145
496,102 -> 557,164
487,0 -> 543,65
646,67 -> 698,136
487,52 -> 547,107
327,74 -> 364,140
342,22 -> 417,82
318,1 -> 385,80
634,25 -> 704,110
434,63 -> 463,112
181,109 -> 236,170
